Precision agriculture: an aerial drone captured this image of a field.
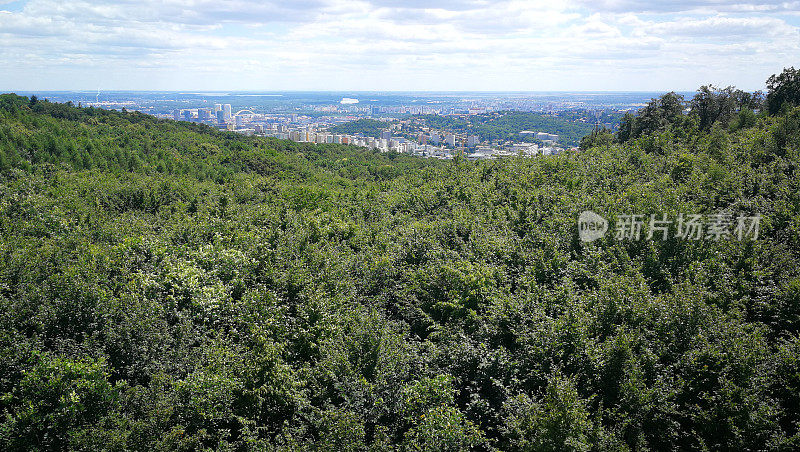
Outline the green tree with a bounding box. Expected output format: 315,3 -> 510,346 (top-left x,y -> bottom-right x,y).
690,85 -> 738,130
767,67 -> 800,114
579,127 -> 614,150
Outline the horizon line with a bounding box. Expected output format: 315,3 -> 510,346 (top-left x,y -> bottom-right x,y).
3,89 -> 712,94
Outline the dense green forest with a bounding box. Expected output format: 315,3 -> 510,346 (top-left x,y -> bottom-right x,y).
326,111 -> 618,147
413,111 -> 621,146
327,119 -> 392,138
1,67 -> 800,451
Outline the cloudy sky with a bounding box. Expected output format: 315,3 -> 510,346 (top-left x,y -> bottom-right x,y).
0,0 -> 798,91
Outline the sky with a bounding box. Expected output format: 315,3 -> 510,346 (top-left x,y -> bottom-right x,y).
0,0 -> 798,91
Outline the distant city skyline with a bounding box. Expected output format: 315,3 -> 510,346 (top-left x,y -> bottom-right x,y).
1,0 -> 797,92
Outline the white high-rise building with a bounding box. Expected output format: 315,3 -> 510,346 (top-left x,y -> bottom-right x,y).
223,104 -> 232,121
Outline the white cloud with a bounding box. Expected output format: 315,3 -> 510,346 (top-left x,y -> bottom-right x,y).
0,0 -> 797,90
644,15 -> 797,38
572,0 -> 800,14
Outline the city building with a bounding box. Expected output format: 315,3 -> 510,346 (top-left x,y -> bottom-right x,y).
536,132 -> 559,142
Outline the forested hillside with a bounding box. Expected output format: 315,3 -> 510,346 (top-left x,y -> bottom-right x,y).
327,119 -> 393,138
1,70 -> 800,451
414,111 -> 620,146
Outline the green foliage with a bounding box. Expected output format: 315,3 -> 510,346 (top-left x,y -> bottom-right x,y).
0,352 -> 117,451
503,375 -> 596,452
400,376 -> 485,451
767,67 -> 800,114
773,106 -> 800,153
730,108 -> 759,131
616,86 -> 763,146
616,92 -> 688,142
412,111 -> 617,147
0,90 -> 799,450
579,128 -> 614,150
690,85 -> 762,131
327,118 -> 392,138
